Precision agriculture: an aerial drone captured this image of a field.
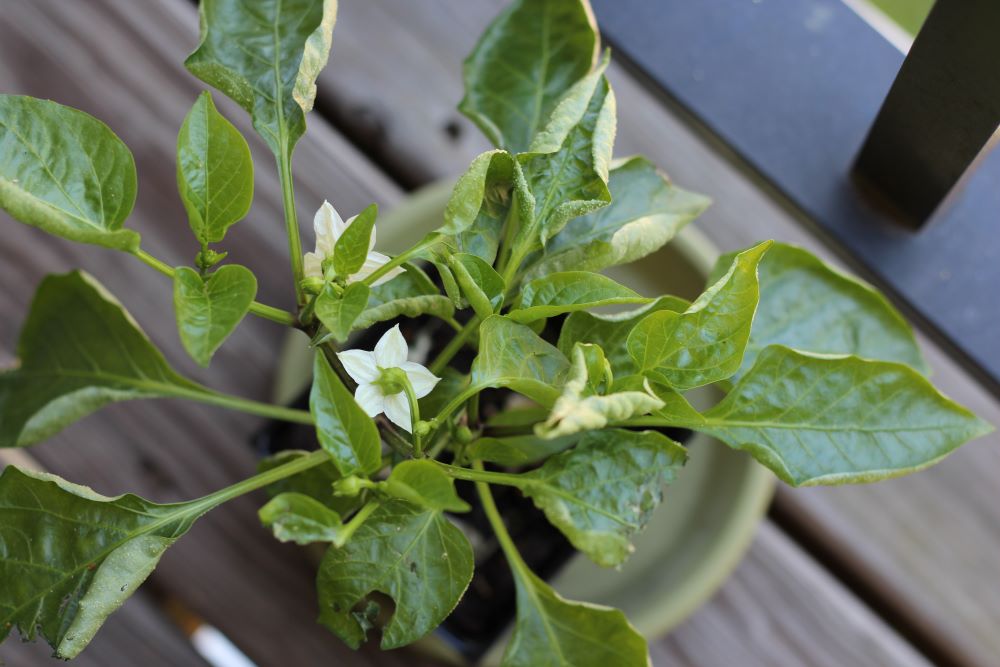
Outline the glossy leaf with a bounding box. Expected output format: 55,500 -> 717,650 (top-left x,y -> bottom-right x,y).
310,353 -> 381,476
353,264 -> 453,331
519,429 -> 686,567
449,252 -> 505,319
525,156 -> 710,280
173,264 -> 257,367
185,0 -> 337,156
471,316 -> 571,407
468,434 -> 579,467
382,460 -> 470,513
510,271 -> 647,323
459,0 -> 598,152
314,282 -> 370,343
710,242 -> 929,376
317,500 -> 473,648
559,295 -> 689,377
332,203 -> 378,278
0,95 -> 139,251
698,345 -> 993,486
0,271 -> 203,448
176,91 -> 253,247
502,566 -> 649,667
258,450 -> 358,515
627,241 -> 771,390
0,466 -> 207,658
259,492 -> 347,546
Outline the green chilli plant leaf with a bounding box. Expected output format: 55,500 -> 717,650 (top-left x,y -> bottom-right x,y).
0,0 -> 992,663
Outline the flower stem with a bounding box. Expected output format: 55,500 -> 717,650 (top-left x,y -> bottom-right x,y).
401,375 -> 423,457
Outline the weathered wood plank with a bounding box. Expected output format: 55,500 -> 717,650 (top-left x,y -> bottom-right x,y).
316,2 -> 1000,666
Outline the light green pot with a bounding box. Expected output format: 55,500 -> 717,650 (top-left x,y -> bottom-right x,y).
276,182 -> 774,665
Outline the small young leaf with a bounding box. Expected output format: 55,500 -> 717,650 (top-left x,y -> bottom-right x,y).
459,0 -> 598,152
314,282 -> 370,343
0,467 -> 210,659
259,492 -> 347,546
176,91 -> 254,248
467,434 -> 578,467
185,0 -> 337,156
317,500 -> 474,649
502,567 -> 649,667
709,242 -> 929,376
332,203 -> 378,278
525,156 -> 710,280
510,271 -> 648,324
519,429 -> 686,567
448,252 -> 505,319
310,353 -> 381,477
698,345 -> 993,486
352,264 -> 454,331
258,450 -> 359,516
173,264 -> 257,367
382,460 -> 470,513
0,95 -> 139,251
471,316 -> 571,407
627,241 -> 771,390
0,272 -> 204,448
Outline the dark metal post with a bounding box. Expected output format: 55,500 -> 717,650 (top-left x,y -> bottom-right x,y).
854,0 -> 1000,229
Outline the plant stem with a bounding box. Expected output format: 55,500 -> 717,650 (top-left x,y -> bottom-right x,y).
429,316 -> 480,375
192,448 -> 330,513
429,386 -> 481,433
435,461 -> 528,489
338,501 -> 380,544
474,460 -> 530,573
361,235 -> 438,287
401,375 -> 423,457
171,384 -> 314,425
276,146 -> 305,306
133,248 -> 298,327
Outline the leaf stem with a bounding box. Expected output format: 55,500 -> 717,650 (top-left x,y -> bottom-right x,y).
401,375 -> 423,457
172,385 -> 314,425
133,248 -> 298,327
276,147 -> 305,306
338,500 -> 380,543
360,235 -> 439,287
192,448 -> 331,513
435,460 -> 528,489
429,316 -> 480,375
474,460 -> 530,573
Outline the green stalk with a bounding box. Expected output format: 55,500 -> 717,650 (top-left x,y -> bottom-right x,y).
360,235 -> 439,287
191,449 -> 330,513
338,501 -> 380,543
400,375 -> 423,457
170,384 -> 314,425
276,145 -> 305,306
474,460 -> 531,574
435,460 -> 528,489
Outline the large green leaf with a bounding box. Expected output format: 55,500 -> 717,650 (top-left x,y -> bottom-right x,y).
176,91 -> 254,248
503,564 -> 649,667
0,466 -> 208,658
518,429 -> 685,567
314,282 -> 370,343
352,264 -> 453,331
382,460 -> 470,513
0,271 -> 204,448
317,499 -> 473,648
510,271 -> 647,323
467,434 -> 578,467
0,95 -> 139,251
627,241 -> 771,390
471,316 -> 571,406
709,242 -> 928,376
173,264 -> 257,367
525,156 -> 710,280
459,0 -> 598,153
310,353 -> 381,477
185,0 -> 337,156
696,345 -> 993,486
259,492 -> 347,546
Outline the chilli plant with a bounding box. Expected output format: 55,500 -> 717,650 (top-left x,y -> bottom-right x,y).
0,0 -> 992,664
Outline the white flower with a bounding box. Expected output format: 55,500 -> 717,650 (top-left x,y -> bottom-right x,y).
303,201 -> 405,286
337,325 -> 440,432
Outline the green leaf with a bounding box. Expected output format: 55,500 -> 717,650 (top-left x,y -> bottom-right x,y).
467,434 -> 578,467
627,241 -> 771,390
0,95 -> 139,251
519,428 -> 686,567
419,367 -> 470,419
0,271 -> 204,448
502,566 -> 649,667
314,282 -> 370,343
559,295 -> 690,377
310,353 -> 381,477
382,460 -> 470,512
173,264 -> 257,367
525,156 -> 710,280
471,316 -> 571,407
697,345 -> 993,486
459,0 -> 599,153
259,492 -> 347,546
353,264 -> 454,331
185,0 -> 337,156
332,203 -> 378,278
258,450 -> 358,515
317,500 -> 473,649
710,242 -> 929,376
521,66 -> 616,242
176,91 -> 254,248
0,466 -> 208,658
510,271 -> 648,324
448,252 -> 506,319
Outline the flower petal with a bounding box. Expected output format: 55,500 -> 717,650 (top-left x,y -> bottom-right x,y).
400,361 -> 440,399
373,324 -> 408,368
338,349 -> 379,383
303,252 -> 323,279
313,201 -> 345,256
354,383 -> 386,418
383,392 -> 411,432
354,251 -> 406,287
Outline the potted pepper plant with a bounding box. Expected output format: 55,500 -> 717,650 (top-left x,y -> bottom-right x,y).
0,0 -> 992,665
